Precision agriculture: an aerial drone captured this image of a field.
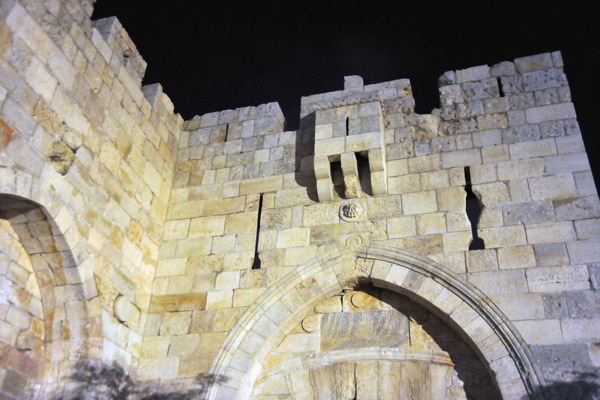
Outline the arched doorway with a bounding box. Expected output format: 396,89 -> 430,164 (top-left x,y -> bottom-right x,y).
0,194 -> 93,398
205,244 -> 547,399
253,285 -> 499,399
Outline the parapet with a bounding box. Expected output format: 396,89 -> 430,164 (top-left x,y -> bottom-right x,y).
92,16 -> 148,85
183,102 -> 285,145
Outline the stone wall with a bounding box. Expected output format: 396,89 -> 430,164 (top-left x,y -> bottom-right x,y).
0,1 -> 599,399
0,0 -> 182,397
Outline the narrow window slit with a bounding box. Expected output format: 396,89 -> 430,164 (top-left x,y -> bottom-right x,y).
251,193 -> 264,269
224,124 -> 229,141
464,167 -> 485,250
345,117 -> 349,136
497,77 -> 504,97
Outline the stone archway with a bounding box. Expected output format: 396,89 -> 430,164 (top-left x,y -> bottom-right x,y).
0,193 -> 96,398
205,244 -> 548,400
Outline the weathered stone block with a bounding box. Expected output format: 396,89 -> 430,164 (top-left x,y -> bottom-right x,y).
527,265 -> 590,292
494,245 -> 536,271
402,190 -> 437,214
466,249 -> 498,272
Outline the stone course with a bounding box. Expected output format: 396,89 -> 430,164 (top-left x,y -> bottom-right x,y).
0,1 -> 599,399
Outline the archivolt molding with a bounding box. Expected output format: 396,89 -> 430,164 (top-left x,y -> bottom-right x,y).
206,244 -> 548,400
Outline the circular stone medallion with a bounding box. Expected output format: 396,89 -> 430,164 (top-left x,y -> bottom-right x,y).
339,200 -> 365,222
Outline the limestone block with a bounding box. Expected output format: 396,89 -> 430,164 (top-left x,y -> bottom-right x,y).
224,212 -> 257,235
497,246 -> 536,269
514,320 -> 562,345
529,174 -> 577,201
477,113 -> 508,130
0,319 -> 19,346
416,213 -> 446,235
439,84 -> 464,105
456,65 -> 490,83
467,270 -> 528,295
534,243 -> 569,266
503,201 -> 554,226
437,187 -> 465,211
167,275 -> 194,294
428,251 -> 466,273
408,155 -> 440,174
441,148 -> 481,168
387,216 -> 416,239
205,290 -> 233,309
509,138 -> 556,160
388,174 -> 420,194
315,137 -> 345,156
466,249 -> 498,272
561,319 -> 600,342
284,246 -> 317,266
188,215 -> 225,237
239,175 -> 282,195
315,124 -> 333,140
565,291 -> 600,318
575,219 -> 600,240
482,144 -> 509,163
555,196 -> 600,221
469,164 -> 496,184
514,53 -> 553,73
215,271 -> 240,291
159,311 -> 191,335
370,170 -> 387,196
473,182 -> 509,207
493,293 -> 545,320
567,239 -> 600,263
156,258 -> 187,278
233,288 -> 265,307
366,196 -> 402,219
545,153 -> 591,175
527,265 -> 590,292
497,158 -> 543,180
175,237 -> 211,257
416,171 -> 449,193
442,231 -> 472,252
479,226 -> 526,248
277,332 -> 319,352
386,159 -> 408,177
446,211 -> 470,232
525,222 -> 575,244
344,75 -> 364,90
140,336 -> 170,358
341,152 -> 360,198
432,287 -> 464,315
402,190 -> 437,214
525,103 -> 576,124
507,179 -> 531,203
345,132 -> 380,152
137,357 -> 179,380
522,69 -> 568,92
277,228 -> 310,249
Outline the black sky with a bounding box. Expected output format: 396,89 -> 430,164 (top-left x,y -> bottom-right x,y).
91,1 -> 600,184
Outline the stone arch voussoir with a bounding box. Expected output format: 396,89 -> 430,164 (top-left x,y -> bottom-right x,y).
206,244 -> 548,400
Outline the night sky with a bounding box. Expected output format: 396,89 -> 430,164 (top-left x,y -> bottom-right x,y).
91,1 -> 600,185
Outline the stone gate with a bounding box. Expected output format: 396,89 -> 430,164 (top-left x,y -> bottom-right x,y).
0,1 -> 599,399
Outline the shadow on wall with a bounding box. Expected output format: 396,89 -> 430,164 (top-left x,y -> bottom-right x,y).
52,360 -> 228,400
294,112 -> 318,201
522,372 -> 600,400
